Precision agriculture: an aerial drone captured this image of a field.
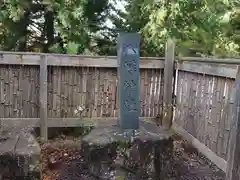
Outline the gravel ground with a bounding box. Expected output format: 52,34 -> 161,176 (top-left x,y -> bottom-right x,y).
41,134 -> 225,180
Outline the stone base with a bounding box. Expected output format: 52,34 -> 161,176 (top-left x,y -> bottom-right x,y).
0,155 -> 40,180
0,131 -> 40,180
81,125 -> 174,179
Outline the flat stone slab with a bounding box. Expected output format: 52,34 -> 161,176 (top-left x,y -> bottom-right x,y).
0,124 -> 37,155
0,131 -> 20,155
15,132 -> 40,157
82,120 -> 173,147
0,127 -> 40,179
0,130 -> 40,157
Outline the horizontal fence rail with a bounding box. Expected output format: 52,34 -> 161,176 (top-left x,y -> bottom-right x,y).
0,52 -> 164,68
176,62 -> 237,79
178,56 -> 240,65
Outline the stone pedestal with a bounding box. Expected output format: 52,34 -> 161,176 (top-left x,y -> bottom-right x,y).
81,127 -> 119,179
81,123 -> 174,180
0,130 -> 40,180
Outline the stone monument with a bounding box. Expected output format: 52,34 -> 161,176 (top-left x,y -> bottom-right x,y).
80,33 -> 174,179
117,33 -> 140,130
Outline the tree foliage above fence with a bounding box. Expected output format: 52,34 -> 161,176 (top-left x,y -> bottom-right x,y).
0,0 -> 239,57
110,0 -> 240,57
0,0 -> 110,53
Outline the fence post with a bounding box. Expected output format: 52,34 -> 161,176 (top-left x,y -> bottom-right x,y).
226,66 -> 240,180
162,39 -> 175,129
40,55 -> 48,141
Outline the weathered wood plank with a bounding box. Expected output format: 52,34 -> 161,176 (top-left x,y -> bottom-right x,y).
162,39 -> 175,129
0,117 -> 157,128
178,56 -> 240,65
0,54 -> 41,65
0,52 -> 165,69
47,55 -> 164,69
0,51 -> 164,59
177,62 -> 237,79
226,66 -> 240,180
39,56 -> 48,141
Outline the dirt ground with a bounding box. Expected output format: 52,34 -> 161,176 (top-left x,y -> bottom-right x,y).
41,134 -> 225,180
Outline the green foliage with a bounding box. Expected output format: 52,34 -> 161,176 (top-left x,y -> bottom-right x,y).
142,0 -> 239,57
0,0 -> 110,53
53,0 -> 89,50
0,0 -> 239,58
66,42 -> 79,54
49,43 -> 64,53
98,0 -> 239,57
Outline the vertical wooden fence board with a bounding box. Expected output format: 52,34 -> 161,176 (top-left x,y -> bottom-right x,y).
151,69 -> 157,117
40,56 -> 48,141
5,66 -> 10,117
195,73 -> 202,141
154,70 -> 159,117
146,69 -> 151,117
226,66 -> 240,180
162,39 -> 175,129
143,70 -> 148,117
92,68 -> 98,117
103,69 -> 109,117
226,80 -> 235,159
210,76 -> 218,153
215,77 -> 224,157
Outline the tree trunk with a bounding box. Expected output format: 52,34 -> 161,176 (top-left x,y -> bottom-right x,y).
18,11 -> 30,51
43,10 -> 54,53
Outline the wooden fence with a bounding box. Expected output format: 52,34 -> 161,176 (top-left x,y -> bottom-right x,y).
172,55 -> 240,180
0,64 -> 164,118
0,43 -> 240,179
0,52 -> 167,133
173,60 -> 237,172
